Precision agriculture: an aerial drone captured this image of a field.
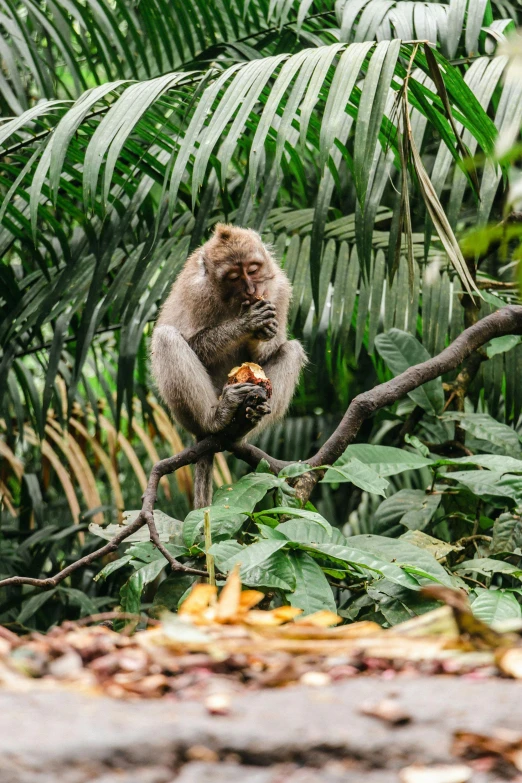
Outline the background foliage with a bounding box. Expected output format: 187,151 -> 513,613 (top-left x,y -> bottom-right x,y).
1,0 -> 522,630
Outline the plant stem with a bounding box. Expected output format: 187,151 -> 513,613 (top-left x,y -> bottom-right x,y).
204,510 -> 215,587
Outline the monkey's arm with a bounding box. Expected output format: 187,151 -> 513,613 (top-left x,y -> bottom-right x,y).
188,300 -> 276,366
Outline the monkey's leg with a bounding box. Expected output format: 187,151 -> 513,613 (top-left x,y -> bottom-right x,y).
152,325 -> 258,434
193,452 -> 214,509
256,340 -> 307,429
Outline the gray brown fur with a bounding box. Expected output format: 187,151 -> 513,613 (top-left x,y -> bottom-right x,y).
151,223 -> 307,507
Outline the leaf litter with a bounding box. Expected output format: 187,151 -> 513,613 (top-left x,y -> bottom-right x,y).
2,571 -> 522,706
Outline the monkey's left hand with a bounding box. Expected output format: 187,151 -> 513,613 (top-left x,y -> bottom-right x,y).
245,400 -> 271,422
255,319 -> 278,341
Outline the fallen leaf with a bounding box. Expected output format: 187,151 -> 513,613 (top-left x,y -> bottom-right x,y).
215,566 -> 242,622
294,611 -> 342,627
179,584 -> 217,618
238,590 -> 265,612
497,647 -> 522,679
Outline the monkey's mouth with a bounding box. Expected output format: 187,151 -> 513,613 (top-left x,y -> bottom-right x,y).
244,290 -> 266,304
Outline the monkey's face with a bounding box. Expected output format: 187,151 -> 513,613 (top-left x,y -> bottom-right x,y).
219,257 -> 269,304
203,223 -> 274,305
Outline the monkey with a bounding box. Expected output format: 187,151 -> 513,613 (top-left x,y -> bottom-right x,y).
151,223 -> 307,508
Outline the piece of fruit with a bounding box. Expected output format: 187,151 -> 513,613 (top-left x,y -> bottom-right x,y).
226,362 -> 272,398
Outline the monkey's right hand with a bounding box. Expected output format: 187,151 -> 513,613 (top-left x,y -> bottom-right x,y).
239,300 -> 278,338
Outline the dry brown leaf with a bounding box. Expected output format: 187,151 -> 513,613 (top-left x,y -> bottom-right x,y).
453,729 -> 522,772
294,611 -> 342,627
496,647 -> 522,678
179,584 -> 217,618
215,566 -> 242,622
243,609 -> 300,627
421,586 -> 515,649
238,590 -> 265,612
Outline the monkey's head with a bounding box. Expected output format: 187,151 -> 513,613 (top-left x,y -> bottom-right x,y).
200,223 -> 275,305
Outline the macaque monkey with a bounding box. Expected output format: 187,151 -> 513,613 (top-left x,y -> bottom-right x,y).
151,223 -> 306,508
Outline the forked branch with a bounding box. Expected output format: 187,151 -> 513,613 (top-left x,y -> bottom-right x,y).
1,305 -> 521,592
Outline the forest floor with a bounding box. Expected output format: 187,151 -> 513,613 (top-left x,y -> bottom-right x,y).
1,676 -> 522,783
4,579 -> 522,782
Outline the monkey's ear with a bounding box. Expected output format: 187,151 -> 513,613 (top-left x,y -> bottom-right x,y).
214,223 -> 232,241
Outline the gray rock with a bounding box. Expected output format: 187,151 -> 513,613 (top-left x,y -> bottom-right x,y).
0,677 -> 520,782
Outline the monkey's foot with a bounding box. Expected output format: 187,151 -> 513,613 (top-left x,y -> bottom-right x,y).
245,401 -> 271,422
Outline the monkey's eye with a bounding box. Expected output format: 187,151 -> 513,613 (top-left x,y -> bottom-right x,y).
227,271 -> 240,280
248,263 -> 260,273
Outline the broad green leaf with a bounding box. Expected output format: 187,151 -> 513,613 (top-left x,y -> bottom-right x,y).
287,552 -> 336,614
372,490 -> 440,536
241,550 -> 296,591
151,574 -> 198,613
322,457 -> 389,496
455,558 -> 522,580
210,539 -> 294,590
90,510 -> 183,544
257,507 -> 332,532
442,413 -> 522,456
213,473 -> 286,511
438,455 -> 522,474
486,335 -> 522,359
444,471 -> 522,506
228,539 -> 288,571
366,579 -> 442,626
491,512 -> 522,555
471,588 -> 522,625
334,444 -> 434,477
279,462 -> 314,478
208,540 -> 245,572
303,540 -> 421,589
374,329 -> 444,414
94,555 -> 133,582
120,557 -> 167,614
183,507 -> 246,548
276,518 -> 346,545
348,534 -> 457,586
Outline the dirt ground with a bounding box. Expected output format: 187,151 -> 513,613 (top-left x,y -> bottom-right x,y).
1,676 -> 521,783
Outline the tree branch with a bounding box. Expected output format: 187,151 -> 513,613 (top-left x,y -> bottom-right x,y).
2,305 -> 521,593
308,305 -> 522,467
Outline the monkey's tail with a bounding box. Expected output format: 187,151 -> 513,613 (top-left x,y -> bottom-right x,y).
193,451 -> 214,508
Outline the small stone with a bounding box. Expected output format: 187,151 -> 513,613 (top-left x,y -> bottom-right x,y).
185,745 -> 219,763
205,692 -> 231,715
48,650 -> 84,679
299,671 -> 332,688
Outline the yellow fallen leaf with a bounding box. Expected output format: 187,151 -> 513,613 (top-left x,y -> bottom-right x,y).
238,590 -> 265,612
243,610 -> 296,627
215,566 -> 242,622
295,611 -> 342,627
179,584 -> 217,617
497,647 -> 522,678
271,606 -> 303,622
